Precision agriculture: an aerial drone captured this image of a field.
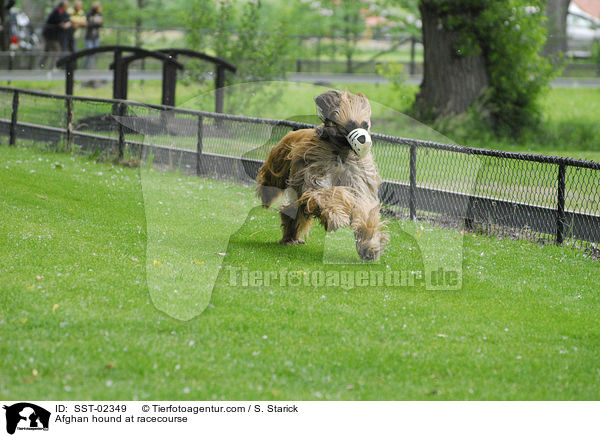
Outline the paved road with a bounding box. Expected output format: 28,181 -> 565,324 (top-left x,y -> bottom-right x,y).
289,73 -> 600,88
0,70 -> 161,82
1,69 -> 599,88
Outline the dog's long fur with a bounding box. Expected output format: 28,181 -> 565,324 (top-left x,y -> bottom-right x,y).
256,90 -> 389,260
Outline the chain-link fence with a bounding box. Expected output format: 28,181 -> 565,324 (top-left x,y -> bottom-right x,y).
1,85 -> 599,251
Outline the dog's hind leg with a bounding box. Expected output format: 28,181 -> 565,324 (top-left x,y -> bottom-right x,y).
257,184 -> 284,209
279,204 -> 314,245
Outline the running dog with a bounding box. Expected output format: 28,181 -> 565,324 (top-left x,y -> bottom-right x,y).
256,90 -> 388,261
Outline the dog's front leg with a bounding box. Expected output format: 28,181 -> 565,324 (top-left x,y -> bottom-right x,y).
351,201 -> 389,261
298,187 -> 355,232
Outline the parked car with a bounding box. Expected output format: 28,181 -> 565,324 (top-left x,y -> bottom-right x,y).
567,4 -> 600,58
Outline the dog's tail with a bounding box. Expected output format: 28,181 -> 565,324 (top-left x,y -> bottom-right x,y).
256,141 -> 293,208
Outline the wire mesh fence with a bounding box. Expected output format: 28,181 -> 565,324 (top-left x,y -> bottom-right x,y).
1,85 -> 599,252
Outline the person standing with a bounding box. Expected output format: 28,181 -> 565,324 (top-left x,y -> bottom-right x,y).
39,1 -> 71,69
0,0 -> 16,51
67,0 -> 87,52
83,2 -> 103,69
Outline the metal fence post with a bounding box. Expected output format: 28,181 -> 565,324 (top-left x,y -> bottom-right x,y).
162,59 -> 178,107
65,60 -> 75,97
196,115 -> 204,176
464,199 -> 474,231
117,102 -> 126,160
409,36 -> 416,76
409,143 -> 417,220
556,163 -> 566,245
9,90 -> 18,146
215,65 -> 226,114
65,95 -> 73,150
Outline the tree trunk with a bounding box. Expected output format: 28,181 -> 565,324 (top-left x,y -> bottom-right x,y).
136,0 -> 144,47
543,0 -> 570,56
414,2 -> 489,118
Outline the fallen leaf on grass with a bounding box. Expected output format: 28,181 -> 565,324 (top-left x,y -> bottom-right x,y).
105,362 -> 115,370
20,318 -> 28,324
192,260 -> 204,265
52,304 -> 59,313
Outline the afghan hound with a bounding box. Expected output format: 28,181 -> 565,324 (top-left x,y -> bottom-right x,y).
256,90 -> 389,261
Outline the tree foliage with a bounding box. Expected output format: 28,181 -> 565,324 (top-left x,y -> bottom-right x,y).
417,0 -> 555,135
93,0 -> 188,28
185,0 -> 290,81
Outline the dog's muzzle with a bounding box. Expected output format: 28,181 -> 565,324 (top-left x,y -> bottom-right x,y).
346,128 -> 372,158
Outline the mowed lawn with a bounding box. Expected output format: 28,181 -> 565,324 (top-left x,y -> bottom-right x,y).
1,145 -> 599,400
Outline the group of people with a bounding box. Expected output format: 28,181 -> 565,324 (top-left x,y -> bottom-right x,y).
40,1 -> 103,69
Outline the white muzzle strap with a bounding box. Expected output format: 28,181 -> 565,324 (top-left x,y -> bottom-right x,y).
346,128 -> 372,158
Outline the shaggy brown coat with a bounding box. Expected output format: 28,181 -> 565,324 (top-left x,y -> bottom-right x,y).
256,90 -> 388,260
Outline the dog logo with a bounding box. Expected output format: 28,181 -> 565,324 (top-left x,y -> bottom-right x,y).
3,403 -> 50,435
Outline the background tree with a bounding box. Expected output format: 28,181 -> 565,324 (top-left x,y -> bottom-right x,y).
414,0 -> 555,135
329,0 -> 365,73
543,0 -> 571,56
185,0 -> 290,82
85,0 -> 185,28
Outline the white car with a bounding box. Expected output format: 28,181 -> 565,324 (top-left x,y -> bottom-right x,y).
567,3 -> 600,58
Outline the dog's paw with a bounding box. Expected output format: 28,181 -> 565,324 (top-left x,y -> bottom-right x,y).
357,245 -> 382,261
279,238 -> 306,246
356,232 -> 388,261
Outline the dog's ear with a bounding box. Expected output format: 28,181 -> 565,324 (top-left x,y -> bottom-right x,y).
315,90 -> 341,122
356,92 -> 371,112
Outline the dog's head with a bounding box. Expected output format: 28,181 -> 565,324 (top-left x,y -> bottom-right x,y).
315,90 -> 372,158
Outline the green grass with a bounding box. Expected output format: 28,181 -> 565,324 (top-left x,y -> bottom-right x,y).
1,144 -> 599,400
